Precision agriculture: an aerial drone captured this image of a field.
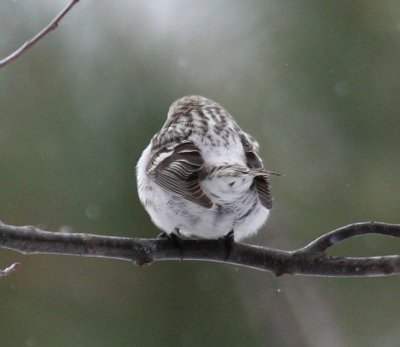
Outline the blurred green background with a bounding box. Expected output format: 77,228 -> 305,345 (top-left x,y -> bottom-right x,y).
1,1 -> 400,346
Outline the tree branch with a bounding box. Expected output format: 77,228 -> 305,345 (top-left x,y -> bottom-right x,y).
0,262 -> 20,277
0,0 -> 79,68
1,221 -> 399,277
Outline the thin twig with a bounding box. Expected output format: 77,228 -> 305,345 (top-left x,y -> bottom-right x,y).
0,262 -> 20,277
0,221 -> 399,277
298,222 -> 400,254
0,0 -> 79,68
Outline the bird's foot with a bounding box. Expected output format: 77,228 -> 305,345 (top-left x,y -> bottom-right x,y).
221,230 -> 235,261
158,229 -> 184,261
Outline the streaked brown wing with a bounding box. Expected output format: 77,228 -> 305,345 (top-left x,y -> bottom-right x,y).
240,135 -> 273,209
147,141 -> 213,208
254,175 -> 272,209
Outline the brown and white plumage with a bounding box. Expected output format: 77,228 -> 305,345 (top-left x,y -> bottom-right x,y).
137,95 -> 273,241
147,141 -> 213,208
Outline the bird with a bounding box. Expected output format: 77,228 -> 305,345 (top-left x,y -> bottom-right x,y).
136,95 -> 274,243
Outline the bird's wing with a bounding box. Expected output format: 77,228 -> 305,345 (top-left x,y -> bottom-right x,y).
147,140 -> 213,208
240,134 -> 273,209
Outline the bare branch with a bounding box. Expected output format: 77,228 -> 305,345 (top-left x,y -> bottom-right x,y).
1,221 -> 400,277
0,262 -> 20,277
0,0 -> 79,68
299,222 -> 400,254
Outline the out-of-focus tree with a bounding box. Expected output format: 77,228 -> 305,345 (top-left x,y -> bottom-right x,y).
0,1 -> 399,346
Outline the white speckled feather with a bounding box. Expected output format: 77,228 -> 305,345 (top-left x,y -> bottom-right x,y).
136,95 -> 273,241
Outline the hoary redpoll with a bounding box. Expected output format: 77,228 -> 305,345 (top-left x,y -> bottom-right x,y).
137,95 -> 274,242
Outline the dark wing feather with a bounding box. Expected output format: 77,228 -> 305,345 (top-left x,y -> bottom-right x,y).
254,175 -> 272,209
240,135 -> 273,209
147,141 -> 213,208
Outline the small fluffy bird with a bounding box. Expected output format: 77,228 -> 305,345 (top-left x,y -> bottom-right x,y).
137,96 -> 273,242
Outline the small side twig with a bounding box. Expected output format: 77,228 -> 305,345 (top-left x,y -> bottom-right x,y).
0,221 -> 399,277
0,0 -> 79,68
0,262 -> 20,277
298,222 -> 400,254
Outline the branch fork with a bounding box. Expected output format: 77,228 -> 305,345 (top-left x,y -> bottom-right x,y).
0,221 -> 399,277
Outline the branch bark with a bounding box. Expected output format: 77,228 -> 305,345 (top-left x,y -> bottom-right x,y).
1,221 -> 399,277
0,0 -> 79,68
